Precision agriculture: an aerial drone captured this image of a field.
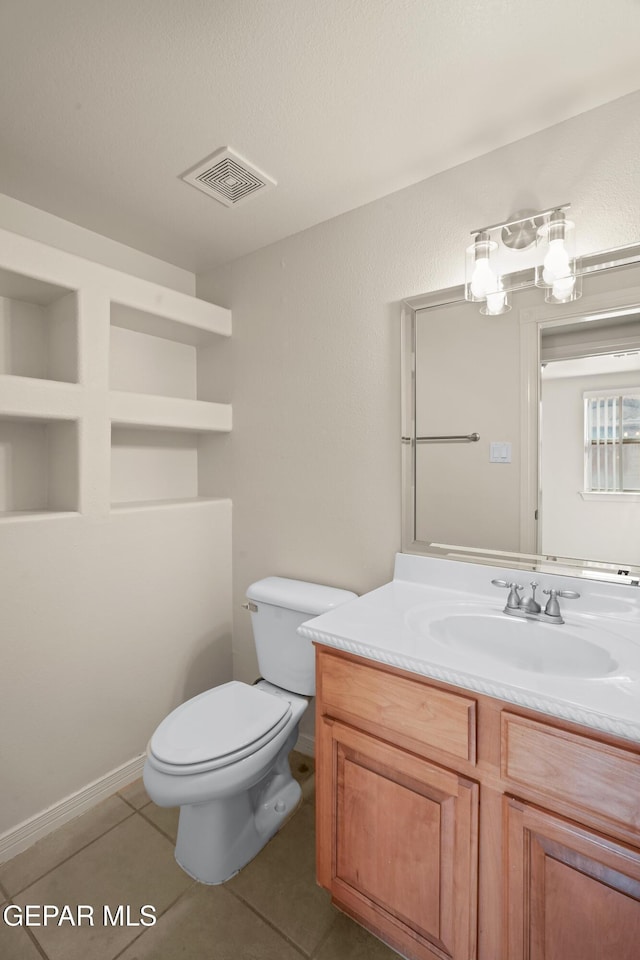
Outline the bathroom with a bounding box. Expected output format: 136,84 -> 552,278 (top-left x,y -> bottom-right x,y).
2,2 -> 640,958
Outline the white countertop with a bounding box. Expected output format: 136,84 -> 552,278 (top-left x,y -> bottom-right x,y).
299,554 -> 640,744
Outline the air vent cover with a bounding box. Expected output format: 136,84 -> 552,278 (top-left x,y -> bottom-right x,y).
181,147 -> 276,208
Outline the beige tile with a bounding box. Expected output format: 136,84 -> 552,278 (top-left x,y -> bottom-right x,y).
14,814 -> 192,960
228,801 -> 335,954
117,778 -> 151,811
139,803 -> 179,843
0,906 -> 44,960
0,796 -> 133,896
118,882 -> 303,960
315,912 -> 401,960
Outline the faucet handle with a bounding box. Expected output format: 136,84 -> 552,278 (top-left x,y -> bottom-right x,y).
542,587 -> 580,619
542,588 -> 580,600
492,579 -> 523,609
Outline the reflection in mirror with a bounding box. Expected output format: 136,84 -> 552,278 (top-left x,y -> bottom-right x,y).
413,299 -> 521,552
402,248 -> 640,582
540,313 -> 640,566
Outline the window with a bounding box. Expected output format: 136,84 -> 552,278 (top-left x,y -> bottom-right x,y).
584,391 -> 640,492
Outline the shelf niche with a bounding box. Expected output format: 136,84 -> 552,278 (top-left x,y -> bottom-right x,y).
0,267 -> 78,384
110,425 -> 228,508
0,416 -> 79,515
110,301 -> 229,402
109,298 -> 231,509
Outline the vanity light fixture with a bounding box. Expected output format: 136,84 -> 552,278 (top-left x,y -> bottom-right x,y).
465,204 -> 581,315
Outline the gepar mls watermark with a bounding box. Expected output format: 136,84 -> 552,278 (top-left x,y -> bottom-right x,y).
3,904 -> 157,927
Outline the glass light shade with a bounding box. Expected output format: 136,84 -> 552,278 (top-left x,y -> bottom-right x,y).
480,287 -> 511,315
544,266 -> 582,304
535,213 -> 577,290
465,234 -> 499,302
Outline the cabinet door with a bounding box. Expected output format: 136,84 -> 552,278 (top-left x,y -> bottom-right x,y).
505,797 -> 640,960
317,717 -> 478,960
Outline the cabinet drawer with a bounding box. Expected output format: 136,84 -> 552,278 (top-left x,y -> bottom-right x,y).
502,712 -> 640,834
318,650 -> 476,764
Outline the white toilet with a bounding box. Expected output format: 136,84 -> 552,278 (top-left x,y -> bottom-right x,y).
143,576 -> 356,884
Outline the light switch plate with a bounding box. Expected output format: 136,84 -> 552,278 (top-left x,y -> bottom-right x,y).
490,441 -> 512,463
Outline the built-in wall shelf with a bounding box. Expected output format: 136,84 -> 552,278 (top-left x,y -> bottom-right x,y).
0,376 -> 83,421
111,299 -> 230,346
110,496 -> 227,514
109,392 -> 232,433
0,227 -> 232,520
0,510 -> 81,522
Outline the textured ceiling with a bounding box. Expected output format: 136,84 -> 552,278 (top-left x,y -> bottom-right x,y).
1,0 -> 640,272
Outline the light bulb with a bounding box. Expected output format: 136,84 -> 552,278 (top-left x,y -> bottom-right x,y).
542,238 -> 571,285
470,257 -> 498,299
551,275 -> 576,302
485,290 -> 508,315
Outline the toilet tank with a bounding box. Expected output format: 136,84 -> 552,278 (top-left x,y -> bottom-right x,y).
245,577 -> 357,696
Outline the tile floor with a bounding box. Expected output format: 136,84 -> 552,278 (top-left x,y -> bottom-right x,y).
0,753 -> 398,960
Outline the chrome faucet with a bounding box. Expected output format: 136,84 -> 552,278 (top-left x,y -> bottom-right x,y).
491,579 -> 580,624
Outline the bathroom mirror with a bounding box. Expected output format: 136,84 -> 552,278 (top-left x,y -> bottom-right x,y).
402,244 -> 640,582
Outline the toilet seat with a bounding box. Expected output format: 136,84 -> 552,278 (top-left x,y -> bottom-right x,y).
148,681 -> 292,775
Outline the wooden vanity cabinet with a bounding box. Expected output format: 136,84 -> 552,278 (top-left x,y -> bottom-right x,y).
315,646 -> 640,960
502,713 -> 640,960
315,648 -> 479,960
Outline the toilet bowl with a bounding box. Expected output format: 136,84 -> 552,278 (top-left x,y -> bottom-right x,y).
144,680 -> 308,884
143,577 -> 356,884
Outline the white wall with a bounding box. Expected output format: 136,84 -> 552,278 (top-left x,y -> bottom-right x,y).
197,90 -> 640,707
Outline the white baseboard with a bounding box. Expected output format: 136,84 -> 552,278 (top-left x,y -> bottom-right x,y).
0,754 -> 146,865
295,731 -> 315,758
1,734 -> 315,866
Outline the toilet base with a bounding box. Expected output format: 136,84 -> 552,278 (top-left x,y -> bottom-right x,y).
174,729 -> 302,884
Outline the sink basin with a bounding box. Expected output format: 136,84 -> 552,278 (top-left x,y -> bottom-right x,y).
407,610 -> 619,678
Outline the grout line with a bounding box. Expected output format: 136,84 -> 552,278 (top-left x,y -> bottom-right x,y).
109,885 -> 196,960
24,926 -> 50,960
225,886 -> 312,959
116,793 -> 144,813
307,914 -> 340,960
4,897 -> 50,960
4,809 -> 136,898
136,807 -> 178,846
23,924 -> 50,960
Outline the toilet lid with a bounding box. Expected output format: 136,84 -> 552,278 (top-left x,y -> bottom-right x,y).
150,681 -> 291,766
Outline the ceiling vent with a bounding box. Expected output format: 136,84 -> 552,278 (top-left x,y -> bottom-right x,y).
181,147 -> 276,208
